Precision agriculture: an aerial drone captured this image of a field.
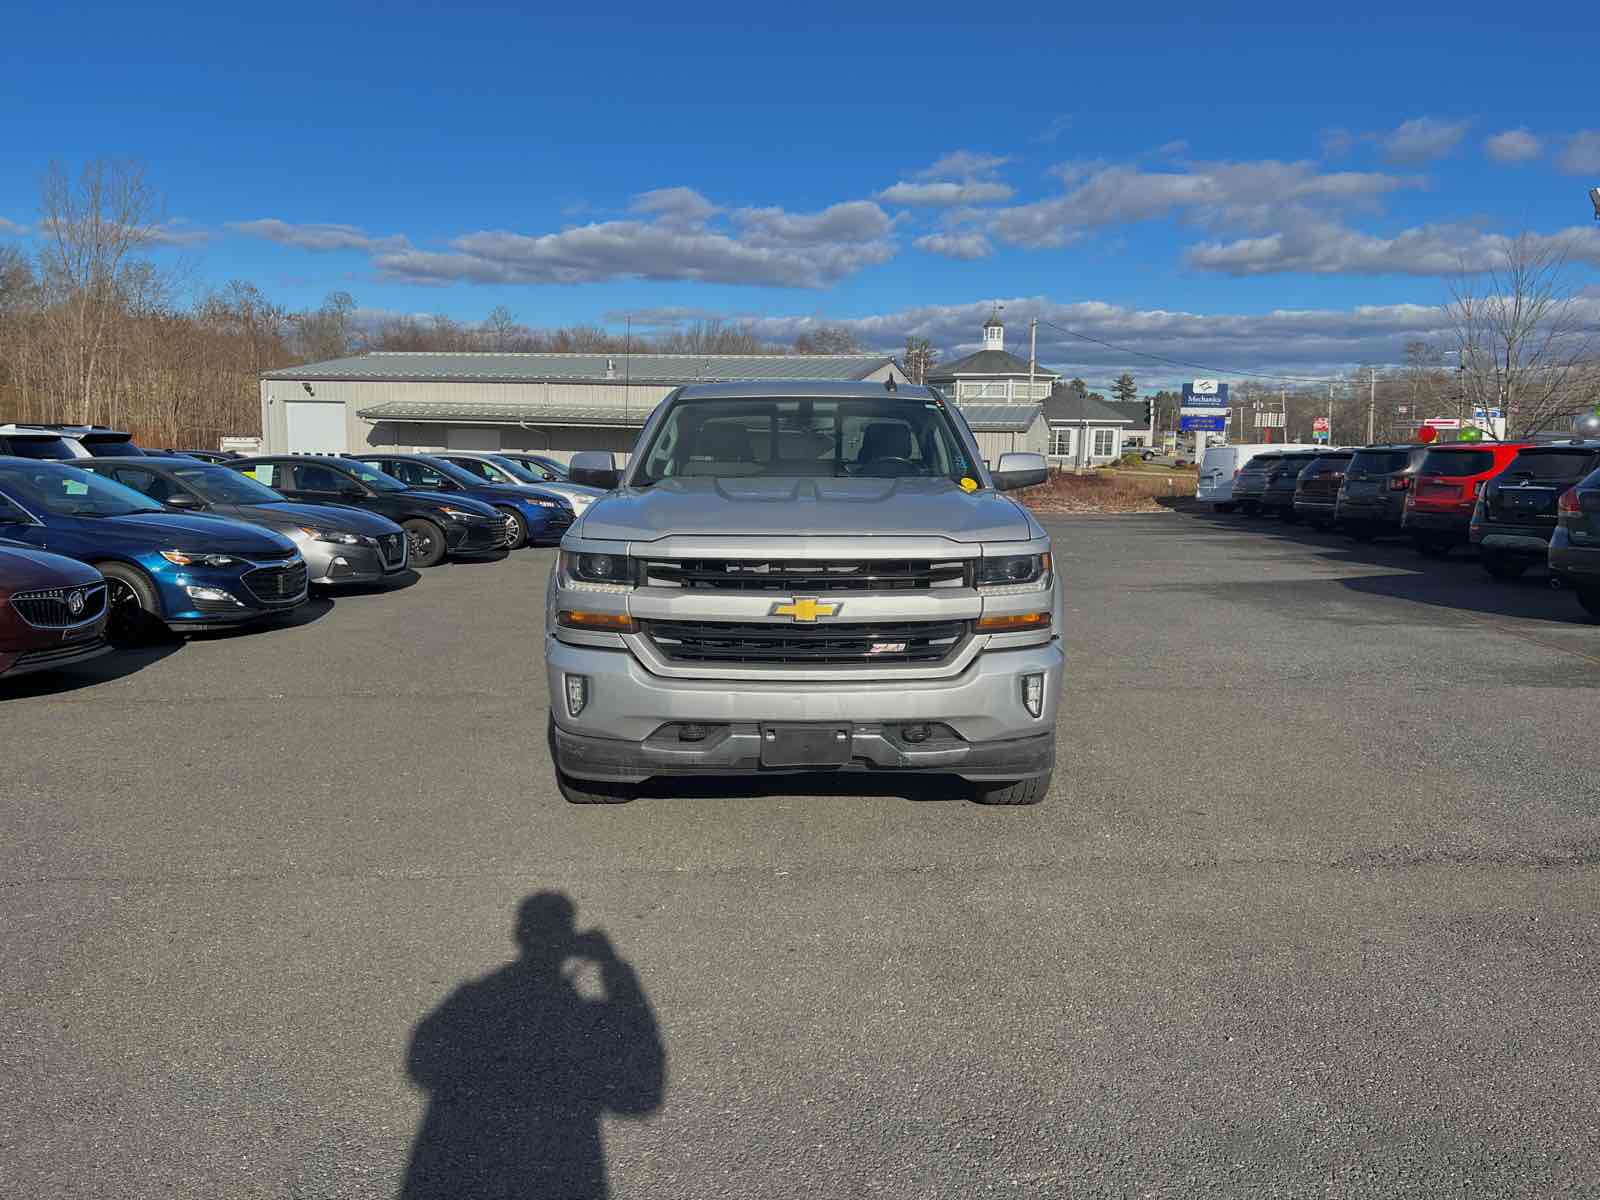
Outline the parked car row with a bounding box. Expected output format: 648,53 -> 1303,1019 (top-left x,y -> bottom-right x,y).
0,435 -> 604,681
1198,438 -> 1600,620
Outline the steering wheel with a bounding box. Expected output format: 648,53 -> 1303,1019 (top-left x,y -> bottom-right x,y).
861,456 -> 921,477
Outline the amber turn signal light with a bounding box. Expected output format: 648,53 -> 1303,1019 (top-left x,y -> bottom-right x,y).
975,611 -> 1051,632
558,610 -> 638,633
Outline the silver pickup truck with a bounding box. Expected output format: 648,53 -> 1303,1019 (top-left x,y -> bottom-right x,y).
544,380 -> 1062,805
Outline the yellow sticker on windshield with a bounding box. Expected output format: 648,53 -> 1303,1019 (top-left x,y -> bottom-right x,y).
959,477 -> 978,493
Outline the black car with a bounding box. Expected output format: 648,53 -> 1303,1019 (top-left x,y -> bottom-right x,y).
79,456 -> 410,587
1334,444 -> 1429,539
1259,451 -> 1324,521
226,456 -> 511,568
1471,440 -> 1600,580
345,453 -> 569,548
1232,453 -> 1283,515
1291,450 -> 1354,529
1550,464 -> 1600,619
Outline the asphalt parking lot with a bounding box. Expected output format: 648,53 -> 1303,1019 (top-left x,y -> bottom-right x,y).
5,513 -> 1599,1198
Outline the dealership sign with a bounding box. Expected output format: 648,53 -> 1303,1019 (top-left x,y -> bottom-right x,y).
1179,414 -> 1227,432
1181,380 -> 1230,409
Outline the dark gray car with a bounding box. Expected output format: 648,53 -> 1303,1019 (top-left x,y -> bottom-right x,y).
1334,444 -> 1429,538
1550,463 -> 1600,618
79,456 -> 408,586
1471,440 -> 1600,580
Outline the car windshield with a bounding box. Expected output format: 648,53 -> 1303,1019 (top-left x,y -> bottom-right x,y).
416,458 -> 486,487
480,457 -> 542,484
1349,450 -> 1411,474
173,466 -> 284,504
514,455 -> 569,481
1420,449 -> 1495,476
1500,449 -> 1600,481
636,397 -> 974,483
0,462 -> 165,517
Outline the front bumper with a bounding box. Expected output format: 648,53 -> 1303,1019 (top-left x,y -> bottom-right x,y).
547,638 -> 1063,783
304,540 -> 407,585
0,633 -> 111,679
445,518 -> 512,557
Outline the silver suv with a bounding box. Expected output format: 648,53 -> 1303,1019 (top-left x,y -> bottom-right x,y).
544,381 -> 1061,805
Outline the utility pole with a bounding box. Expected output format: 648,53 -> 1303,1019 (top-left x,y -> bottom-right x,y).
1367,367 -> 1376,445
1028,318 -> 1037,403
1328,380 -> 1335,446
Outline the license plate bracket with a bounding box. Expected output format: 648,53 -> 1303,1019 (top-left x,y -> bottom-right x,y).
759,724 -> 852,769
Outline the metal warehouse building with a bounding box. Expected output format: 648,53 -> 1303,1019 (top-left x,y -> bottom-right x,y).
259,351 -> 909,462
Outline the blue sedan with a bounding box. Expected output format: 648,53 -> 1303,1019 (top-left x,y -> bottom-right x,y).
0,458 -> 307,641
346,454 -> 572,547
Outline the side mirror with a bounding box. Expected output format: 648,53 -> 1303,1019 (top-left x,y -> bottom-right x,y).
339,483 -> 367,498
992,451 -> 1048,492
164,492 -> 202,510
569,451 -> 621,490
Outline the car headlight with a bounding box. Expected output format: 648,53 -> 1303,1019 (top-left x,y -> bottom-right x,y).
438,506 -> 480,521
561,550 -> 634,586
977,553 -> 1051,590
293,526 -> 362,545
161,550 -> 240,567
529,498 -> 561,509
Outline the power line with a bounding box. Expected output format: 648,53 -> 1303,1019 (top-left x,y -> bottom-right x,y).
1033,317 -> 1360,386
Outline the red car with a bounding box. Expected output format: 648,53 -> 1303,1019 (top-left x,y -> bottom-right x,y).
0,544 -> 112,680
1402,441 -> 1534,556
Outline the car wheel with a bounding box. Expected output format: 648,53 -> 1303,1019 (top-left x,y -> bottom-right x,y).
1481,553 -> 1526,581
96,562 -> 165,646
1575,587 -> 1600,620
497,507 -> 529,550
548,716 -> 635,804
971,773 -> 1050,806
402,519 -> 449,568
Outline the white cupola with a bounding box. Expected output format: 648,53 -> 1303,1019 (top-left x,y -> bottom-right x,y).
982,307 -> 1004,351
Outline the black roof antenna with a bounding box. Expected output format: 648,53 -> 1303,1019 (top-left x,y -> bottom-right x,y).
884,375 -> 897,393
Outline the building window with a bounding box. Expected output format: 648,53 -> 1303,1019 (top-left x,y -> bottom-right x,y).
1049,427 -> 1073,457
1092,427 -> 1116,458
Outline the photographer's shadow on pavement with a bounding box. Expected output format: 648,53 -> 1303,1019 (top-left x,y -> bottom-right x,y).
400,892 -> 665,1200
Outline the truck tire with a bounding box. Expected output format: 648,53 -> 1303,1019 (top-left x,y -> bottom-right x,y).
970,773 -> 1050,806
548,716 -> 635,804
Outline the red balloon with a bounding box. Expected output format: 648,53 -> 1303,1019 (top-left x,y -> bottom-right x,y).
1418,425 -> 1438,443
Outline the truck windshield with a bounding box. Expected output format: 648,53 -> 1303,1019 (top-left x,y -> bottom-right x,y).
635,397 -> 974,483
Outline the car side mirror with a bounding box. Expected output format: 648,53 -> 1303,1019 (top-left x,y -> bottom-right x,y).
992,451 -> 1048,492
164,493 -> 201,510
569,451 -> 621,490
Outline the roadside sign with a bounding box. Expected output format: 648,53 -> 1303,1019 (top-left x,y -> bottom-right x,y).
1424,417 -> 1461,430
1254,411 -> 1285,428
1312,416 -> 1330,432
1179,415 -> 1227,432
1181,381 -> 1230,408
1312,429 -> 1330,442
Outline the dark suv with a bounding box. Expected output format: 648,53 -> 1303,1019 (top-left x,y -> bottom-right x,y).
1292,451 -> 1354,529
1233,453 -> 1282,515
1260,451 -> 1324,521
1470,440 -> 1600,579
1335,444 -> 1428,539
227,456 -> 509,568
1551,465 -> 1600,618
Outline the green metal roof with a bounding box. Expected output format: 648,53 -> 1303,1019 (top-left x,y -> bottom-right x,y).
265,351 -> 897,385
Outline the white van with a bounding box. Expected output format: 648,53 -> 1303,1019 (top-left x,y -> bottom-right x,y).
1196,442 -> 1319,508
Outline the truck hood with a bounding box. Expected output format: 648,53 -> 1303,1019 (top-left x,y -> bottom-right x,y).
578,476 -> 1037,543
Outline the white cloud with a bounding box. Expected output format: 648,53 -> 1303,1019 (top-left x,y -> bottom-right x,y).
878,179 -> 1014,206
146,219 -> 210,247
1379,117 -> 1470,164
913,232 -> 992,260
990,159 -> 1422,249
371,195 -> 895,289
1188,221 -> 1600,276
1484,128 -> 1542,164
1033,114 -> 1073,143
1557,130 -> 1600,174
916,150 -> 1009,179
0,216 -> 28,236
229,218 -> 409,253
1322,128 -> 1356,158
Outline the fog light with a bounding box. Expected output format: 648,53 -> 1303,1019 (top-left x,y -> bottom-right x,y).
678,723 -> 708,742
183,585 -> 243,606
1021,673 -> 1045,718
564,674 -> 589,718
902,723 -> 931,743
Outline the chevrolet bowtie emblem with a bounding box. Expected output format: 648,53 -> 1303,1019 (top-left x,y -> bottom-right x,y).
771,598 -> 840,622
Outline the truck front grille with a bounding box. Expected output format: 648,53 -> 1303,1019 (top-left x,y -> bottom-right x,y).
642,558 -> 969,592
641,618 -> 967,665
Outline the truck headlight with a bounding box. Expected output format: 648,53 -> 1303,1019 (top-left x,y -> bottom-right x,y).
977,553 -> 1050,590
561,551 -> 634,586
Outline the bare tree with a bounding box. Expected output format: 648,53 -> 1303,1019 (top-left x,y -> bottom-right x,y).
793,325 -> 862,354
902,336 -> 937,384
292,290 -> 359,362
1445,234 -> 1594,436
37,159 -> 164,422
484,304 -> 518,350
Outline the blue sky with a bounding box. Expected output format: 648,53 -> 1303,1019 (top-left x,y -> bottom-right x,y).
3,0 -> 1598,383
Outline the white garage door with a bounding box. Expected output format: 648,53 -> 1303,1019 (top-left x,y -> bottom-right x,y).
283,401 -> 348,454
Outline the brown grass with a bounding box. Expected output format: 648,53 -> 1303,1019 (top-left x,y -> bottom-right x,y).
1015,469 -> 1193,513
